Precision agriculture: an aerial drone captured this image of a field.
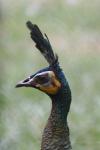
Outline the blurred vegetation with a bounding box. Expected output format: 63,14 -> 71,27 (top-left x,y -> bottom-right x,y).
0,0 -> 100,150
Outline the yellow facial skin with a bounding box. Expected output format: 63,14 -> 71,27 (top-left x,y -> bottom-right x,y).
36,71 -> 61,95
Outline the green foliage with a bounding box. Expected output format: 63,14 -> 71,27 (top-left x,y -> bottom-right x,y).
0,0 -> 100,149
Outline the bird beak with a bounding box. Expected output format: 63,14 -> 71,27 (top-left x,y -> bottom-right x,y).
15,76 -> 36,88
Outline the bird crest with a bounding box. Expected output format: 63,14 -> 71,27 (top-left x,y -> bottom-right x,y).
26,21 -> 58,66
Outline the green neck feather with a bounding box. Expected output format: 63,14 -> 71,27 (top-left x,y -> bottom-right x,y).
41,88 -> 72,150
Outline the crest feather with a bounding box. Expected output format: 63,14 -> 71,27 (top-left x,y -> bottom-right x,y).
26,21 -> 58,65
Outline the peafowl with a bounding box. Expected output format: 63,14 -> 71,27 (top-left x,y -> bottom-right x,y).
16,21 -> 72,150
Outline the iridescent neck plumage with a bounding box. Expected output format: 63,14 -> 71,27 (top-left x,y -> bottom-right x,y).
41,87 -> 72,150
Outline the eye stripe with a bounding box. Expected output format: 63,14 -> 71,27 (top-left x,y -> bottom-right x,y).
33,71 -> 54,85
34,71 -> 55,78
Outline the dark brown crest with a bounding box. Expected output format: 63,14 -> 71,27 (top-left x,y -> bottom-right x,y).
26,21 -> 58,65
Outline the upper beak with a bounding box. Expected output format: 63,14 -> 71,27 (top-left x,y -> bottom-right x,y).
15,76 -> 36,88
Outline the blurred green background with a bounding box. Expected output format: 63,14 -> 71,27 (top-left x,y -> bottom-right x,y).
0,0 -> 100,150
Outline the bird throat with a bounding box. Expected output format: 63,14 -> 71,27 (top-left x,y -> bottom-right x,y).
41,89 -> 72,150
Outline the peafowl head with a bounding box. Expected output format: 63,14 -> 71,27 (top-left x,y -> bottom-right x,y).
16,67 -> 62,95
16,21 -> 68,96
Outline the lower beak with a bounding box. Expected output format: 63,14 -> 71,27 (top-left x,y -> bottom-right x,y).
15,77 -> 36,88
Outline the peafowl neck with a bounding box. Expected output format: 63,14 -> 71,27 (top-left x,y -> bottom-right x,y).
50,88 -> 71,126
41,87 -> 72,150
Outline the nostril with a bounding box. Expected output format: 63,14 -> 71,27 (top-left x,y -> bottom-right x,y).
23,78 -> 30,83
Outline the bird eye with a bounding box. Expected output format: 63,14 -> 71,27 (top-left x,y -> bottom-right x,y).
36,76 -> 49,84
